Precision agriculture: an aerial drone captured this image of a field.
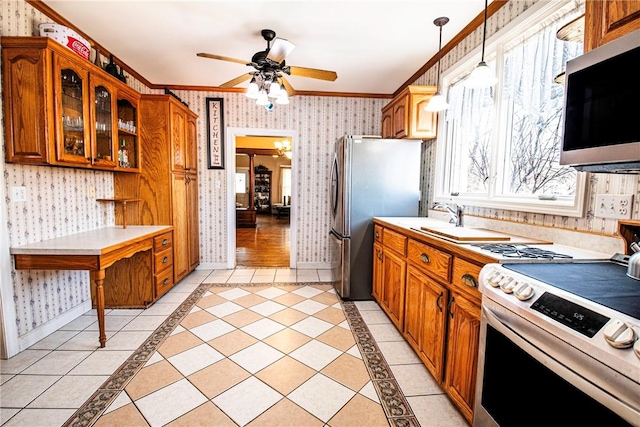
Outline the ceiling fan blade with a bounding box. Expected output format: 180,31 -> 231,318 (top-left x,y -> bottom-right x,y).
197,52 -> 248,65
280,77 -> 296,97
267,38 -> 295,63
288,66 -> 337,81
219,73 -> 253,88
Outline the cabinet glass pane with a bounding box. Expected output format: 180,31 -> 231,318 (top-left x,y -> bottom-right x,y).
61,69 -> 85,157
117,98 -> 138,169
94,85 -> 113,162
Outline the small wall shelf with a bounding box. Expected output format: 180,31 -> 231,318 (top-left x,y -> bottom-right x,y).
96,198 -> 140,228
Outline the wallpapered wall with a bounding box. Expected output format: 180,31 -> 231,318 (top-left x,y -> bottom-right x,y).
2,0 -> 639,353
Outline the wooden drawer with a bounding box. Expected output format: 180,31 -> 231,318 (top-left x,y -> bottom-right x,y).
383,228 -> 407,256
154,231 -> 173,252
407,239 -> 452,282
155,267 -> 174,298
451,257 -> 482,302
154,248 -> 173,274
374,225 -> 383,244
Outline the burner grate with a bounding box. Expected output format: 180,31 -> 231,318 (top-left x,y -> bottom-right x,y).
473,243 -> 573,259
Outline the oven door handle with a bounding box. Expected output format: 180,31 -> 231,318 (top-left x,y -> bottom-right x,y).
480,304 -> 640,425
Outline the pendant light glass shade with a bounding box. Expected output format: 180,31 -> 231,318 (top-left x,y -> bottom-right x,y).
463,0 -> 498,89
425,16 -> 450,112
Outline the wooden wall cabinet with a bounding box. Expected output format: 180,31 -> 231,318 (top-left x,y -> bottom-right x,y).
381,85 -> 438,140
115,94 -> 199,285
584,0 -> 640,52
254,167 -> 272,213
2,37 -> 140,172
371,220 -> 483,424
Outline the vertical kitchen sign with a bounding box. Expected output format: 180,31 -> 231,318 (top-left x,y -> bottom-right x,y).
206,97 -> 225,169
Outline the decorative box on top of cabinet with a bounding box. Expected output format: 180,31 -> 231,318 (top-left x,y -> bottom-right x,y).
381,85 -> 438,140
2,36 -> 140,172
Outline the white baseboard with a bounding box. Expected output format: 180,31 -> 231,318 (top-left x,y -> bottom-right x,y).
17,300 -> 92,354
197,262 -> 229,270
296,262 -> 331,269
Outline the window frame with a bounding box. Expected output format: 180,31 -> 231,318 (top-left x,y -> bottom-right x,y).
433,0 -> 587,217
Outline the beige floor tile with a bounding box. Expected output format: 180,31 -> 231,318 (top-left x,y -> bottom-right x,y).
241,318 -> 286,340
22,350 -> 92,375
164,401 -> 236,427
272,292 -> 306,307
140,302 -> 180,317
311,292 -> 339,306
57,331 -> 103,351
0,349 -> 50,374
245,285 -> 272,294
406,394 -> 469,427
158,330 -> 204,358
262,328 -> 312,354
59,314 -> 98,331
93,403 -> 149,427
221,308 -> 263,328
120,315 -> 167,331
208,329 -> 258,356
310,284 -> 335,292
168,344 -> 224,377
368,323 -> 405,342
0,374 -> 14,385
68,350 -> 131,376
2,408 -> 76,427
28,375 -> 108,408
316,326 -> 356,352
359,309 -> 392,325
353,300 -> 381,311
102,390 -> 132,414
246,398 -> 324,427
212,376 -> 282,426
313,306 -> 347,325
86,315 -> 135,331
125,359 -> 183,401
288,373 -> 355,423
187,358 -> 250,398
207,285 -> 234,293
232,293 -> 268,308
229,342 -> 285,374
289,340 -> 342,371
276,284 -> 304,292
390,363 -> 443,396
377,341 -> 422,365
195,293 -> 226,309
0,375 -> 61,407
28,330 -> 80,350
321,353 -> 371,392
135,378 -> 208,427
328,393 -> 388,427
0,408 -> 19,425
180,310 -> 217,329
255,356 -> 315,395
102,330 -> 151,351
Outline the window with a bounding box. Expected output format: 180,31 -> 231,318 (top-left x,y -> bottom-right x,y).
435,1 -> 587,216
235,172 -> 246,194
281,166 -> 291,203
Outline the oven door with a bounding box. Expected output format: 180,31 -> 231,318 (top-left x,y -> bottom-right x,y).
475,299 -> 639,427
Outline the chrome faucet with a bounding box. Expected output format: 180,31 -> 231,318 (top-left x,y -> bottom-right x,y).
433,202 -> 464,227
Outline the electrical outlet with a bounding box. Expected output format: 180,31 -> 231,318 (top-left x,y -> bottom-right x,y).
594,194 -> 633,219
11,186 -> 27,202
88,185 -> 95,198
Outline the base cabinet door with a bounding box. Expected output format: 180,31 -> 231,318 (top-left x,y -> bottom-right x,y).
444,292 -> 481,424
172,173 -> 189,282
381,249 -> 406,330
187,173 -> 200,272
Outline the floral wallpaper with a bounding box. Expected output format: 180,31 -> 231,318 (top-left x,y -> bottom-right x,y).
1,0 -> 639,356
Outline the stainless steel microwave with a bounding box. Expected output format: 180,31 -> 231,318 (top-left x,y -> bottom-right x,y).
559,29 -> 640,173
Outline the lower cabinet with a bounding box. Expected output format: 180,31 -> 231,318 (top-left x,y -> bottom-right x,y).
372,222 -> 483,425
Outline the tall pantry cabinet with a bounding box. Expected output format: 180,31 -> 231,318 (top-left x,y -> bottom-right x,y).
115,94 -> 199,287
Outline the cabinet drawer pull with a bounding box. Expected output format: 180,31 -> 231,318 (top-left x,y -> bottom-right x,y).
419,253 -> 430,263
447,297 -> 455,319
162,238 -> 169,245
461,273 -> 478,288
162,278 -> 169,285
375,231 -> 380,238
162,256 -> 169,263
436,292 -> 444,312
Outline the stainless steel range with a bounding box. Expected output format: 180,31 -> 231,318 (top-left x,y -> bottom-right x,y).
474,257 -> 640,427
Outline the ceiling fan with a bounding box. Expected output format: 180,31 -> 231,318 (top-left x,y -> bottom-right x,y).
197,29 -> 338,99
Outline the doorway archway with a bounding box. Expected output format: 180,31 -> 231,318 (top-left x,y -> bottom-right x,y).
225,127 -> 297,269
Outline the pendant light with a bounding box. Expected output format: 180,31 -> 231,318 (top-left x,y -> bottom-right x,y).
464,0 -> 498,89
425,16 -> 450,112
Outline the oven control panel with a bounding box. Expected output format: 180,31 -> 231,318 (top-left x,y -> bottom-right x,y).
530,292 -> 609,338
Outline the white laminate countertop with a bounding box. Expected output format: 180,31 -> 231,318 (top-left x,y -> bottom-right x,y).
374,217 -> 613,262
9,226 -> 173,256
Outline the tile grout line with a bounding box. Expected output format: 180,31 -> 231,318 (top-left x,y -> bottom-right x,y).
341,300 -> 420,427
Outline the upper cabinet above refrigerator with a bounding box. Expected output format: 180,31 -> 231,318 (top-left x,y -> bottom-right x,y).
381,85 -> 438,140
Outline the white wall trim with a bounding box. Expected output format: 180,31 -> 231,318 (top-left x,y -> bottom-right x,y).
225,127 -> 298,269
197,262 -> 229,270
296,262 -> 331,269
17,300 -> 92,353
0,184 -> 19,359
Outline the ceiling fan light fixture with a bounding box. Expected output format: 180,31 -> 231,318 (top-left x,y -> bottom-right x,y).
246,76 -> 259,99
276,92 -> 289,105
256,89 -> 270,106
463,0 -> 498,89
268,79 -> 281,98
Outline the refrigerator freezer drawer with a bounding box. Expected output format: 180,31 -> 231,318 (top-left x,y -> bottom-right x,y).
329,230 -> 350,298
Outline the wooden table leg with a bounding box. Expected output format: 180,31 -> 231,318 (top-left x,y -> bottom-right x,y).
90,269 -> 107,347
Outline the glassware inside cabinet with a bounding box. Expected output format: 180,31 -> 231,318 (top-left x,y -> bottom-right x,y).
117,98 -> 138,169
61,69 -> 86,157
94,85 -> 114,163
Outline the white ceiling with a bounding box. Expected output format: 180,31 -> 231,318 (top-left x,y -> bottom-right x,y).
41,0 -> 491,95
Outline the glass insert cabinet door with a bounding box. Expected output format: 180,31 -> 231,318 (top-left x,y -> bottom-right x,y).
54,54 -> 91,166
90,75 -> 117,168
116,97 -> 138,170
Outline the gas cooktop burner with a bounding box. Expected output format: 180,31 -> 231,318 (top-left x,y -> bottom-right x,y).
472,243 -> 573,259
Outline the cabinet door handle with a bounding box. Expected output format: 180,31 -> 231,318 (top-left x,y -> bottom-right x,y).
447,297 -> 455,319
162,238 -> 169,246
461,273 -> 478,288
162,256 -> 169,263
162,278 -> 169,285
419,253 -> 430,264
436,292 -> 444,312
375,231 -> 380,238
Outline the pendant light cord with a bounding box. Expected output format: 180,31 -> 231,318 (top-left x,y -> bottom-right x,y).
481,0 -> 488,62
436,25 -> 443,90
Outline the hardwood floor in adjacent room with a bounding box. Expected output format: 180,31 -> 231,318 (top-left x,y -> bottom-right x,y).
236,213 -> 290,267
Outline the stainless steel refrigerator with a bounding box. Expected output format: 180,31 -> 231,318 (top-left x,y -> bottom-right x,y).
329,135 -> 421,300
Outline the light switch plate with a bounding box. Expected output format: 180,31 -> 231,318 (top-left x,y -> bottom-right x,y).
12,186 -> 27,202
594,194 -> 633,219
